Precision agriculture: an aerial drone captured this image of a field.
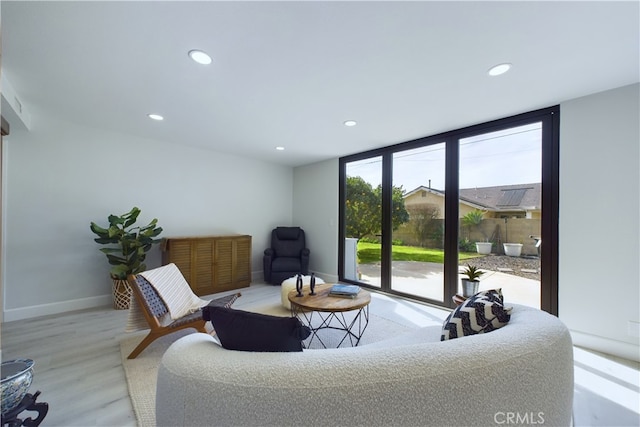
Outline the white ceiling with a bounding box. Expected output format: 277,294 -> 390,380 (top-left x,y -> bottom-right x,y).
2,1 -> 638,167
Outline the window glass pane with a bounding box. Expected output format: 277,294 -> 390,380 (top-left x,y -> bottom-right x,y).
339,108 -> 557,313
344,157 -> 382,287
458,123 -> 542,308
391,144 -> 446,301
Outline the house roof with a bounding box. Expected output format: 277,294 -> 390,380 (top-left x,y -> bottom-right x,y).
405,183 -> 541,212
460,183 -> 541,212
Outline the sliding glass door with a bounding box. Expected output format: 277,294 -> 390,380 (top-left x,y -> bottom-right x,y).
343,156 -> 382,288
391,144 -> 446,302
339,107 -> 559,313
458,123 -> 543,308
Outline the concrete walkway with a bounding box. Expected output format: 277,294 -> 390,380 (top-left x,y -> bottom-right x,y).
359,261 -> 540,308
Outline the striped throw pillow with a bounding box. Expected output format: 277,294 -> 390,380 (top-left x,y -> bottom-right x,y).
441,289 -> 512,341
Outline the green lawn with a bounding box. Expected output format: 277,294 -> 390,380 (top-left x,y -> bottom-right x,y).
357,241 -> 479,264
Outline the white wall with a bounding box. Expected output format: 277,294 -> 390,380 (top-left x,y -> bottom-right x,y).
292,158 -> 339,282
292,84 -> 640,361
4,84 -> 639,361
3,113 -> 293,320
559,83 -> 639,361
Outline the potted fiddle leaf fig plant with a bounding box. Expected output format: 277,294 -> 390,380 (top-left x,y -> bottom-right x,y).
460,264 -> 484,297
90,207 -> 163,309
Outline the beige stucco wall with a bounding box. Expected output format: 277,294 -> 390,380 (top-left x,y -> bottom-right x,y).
404,190 -> 445,218
406,191 -> 539,220
395,216 -> 540,255
466,218 -> 541,255
402,190 -> 541,253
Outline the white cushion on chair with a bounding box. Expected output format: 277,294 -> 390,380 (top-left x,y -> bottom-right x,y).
280,275 -> 325,309
140,263 -> 209,319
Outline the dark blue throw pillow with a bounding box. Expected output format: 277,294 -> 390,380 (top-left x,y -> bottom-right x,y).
205,306 -> 311,352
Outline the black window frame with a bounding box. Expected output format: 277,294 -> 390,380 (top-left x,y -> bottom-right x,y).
339,106 -> 560,315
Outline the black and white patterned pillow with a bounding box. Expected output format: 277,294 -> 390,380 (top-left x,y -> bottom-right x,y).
441,289 -> 512,341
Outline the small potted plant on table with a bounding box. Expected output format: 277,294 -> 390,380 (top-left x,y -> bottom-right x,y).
460,264 -> 485,297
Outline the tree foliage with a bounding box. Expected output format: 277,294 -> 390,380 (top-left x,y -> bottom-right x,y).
462,209 -> 484,227
408,205 -> 441,248
462,209 -> 486,240
345,176 -> 409,240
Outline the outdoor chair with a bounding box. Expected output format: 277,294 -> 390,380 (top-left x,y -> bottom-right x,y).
126,272 -> 240,359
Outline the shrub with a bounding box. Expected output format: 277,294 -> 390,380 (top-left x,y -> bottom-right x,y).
458,238 -> 475,252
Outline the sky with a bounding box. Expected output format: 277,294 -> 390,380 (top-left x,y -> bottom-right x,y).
346,122 -> 542,192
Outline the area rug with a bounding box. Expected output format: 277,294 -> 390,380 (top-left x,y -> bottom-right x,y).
120,303 -> 413,427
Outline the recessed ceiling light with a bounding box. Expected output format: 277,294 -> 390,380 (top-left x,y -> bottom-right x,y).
344,120 -> 357,127
275,146 -> 285,151
488,63 -> 512,76
148,114 -> 164,121
188,49 -> 212,65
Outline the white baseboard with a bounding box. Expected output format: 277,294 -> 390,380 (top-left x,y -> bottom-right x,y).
570,330 -> 640,363
3,294 -> 112,322
251,270 -> 264,283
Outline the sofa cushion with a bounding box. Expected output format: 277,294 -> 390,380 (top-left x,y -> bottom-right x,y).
441,289 -> 512,340
275,226 -> 302,240
272,227 -> 305,258
272,257 -> 302,272
205,306 -> 311,352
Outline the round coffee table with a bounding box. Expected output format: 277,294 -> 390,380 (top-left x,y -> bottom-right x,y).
288,283 -> 371,348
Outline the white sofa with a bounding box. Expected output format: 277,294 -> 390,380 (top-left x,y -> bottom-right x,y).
156,304 -> 574,426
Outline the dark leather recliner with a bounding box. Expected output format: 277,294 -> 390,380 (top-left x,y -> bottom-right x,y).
263,227 -> 310,285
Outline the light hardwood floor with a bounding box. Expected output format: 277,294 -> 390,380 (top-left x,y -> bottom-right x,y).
2,283 -> 638,426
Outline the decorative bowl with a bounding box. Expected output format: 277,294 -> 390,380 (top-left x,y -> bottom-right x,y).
1,359 -> 34,415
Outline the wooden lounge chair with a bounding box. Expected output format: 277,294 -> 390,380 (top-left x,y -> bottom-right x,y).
126,273 -> 240,359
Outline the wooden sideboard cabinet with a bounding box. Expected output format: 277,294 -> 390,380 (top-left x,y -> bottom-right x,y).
161,235 -> 251,296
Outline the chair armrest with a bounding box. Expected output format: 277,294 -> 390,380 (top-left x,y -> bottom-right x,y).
263,250 -> 273,282
300,249 -> 310,275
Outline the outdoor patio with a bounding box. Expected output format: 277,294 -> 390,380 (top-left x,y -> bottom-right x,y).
359,256 -> 541,308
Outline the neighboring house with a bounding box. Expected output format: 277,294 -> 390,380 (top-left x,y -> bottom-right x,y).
403,183 -> 541,219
